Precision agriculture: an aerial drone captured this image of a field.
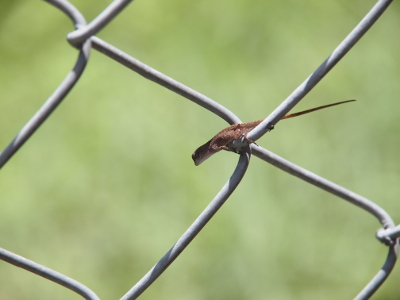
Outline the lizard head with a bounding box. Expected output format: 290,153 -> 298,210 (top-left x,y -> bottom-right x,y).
192,140 -> 219,166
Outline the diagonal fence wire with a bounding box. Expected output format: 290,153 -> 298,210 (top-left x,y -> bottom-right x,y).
252,146 -> 398,300
0,0 -> 398,299
0,248 -> 100,300
67,0 -> 133,46
0,0 -> 91,169
121,148 -> 251,300
246,0 -> 394,142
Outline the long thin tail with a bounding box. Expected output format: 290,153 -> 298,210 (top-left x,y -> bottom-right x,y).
281,99 -> 356,120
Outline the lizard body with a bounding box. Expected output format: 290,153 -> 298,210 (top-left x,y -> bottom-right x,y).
192,100 -> 355,166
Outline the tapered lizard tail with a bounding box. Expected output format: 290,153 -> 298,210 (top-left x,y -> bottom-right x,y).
281,100 -> 356,119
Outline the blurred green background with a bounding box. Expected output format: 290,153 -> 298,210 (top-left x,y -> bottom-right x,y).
0,0 -> 400,299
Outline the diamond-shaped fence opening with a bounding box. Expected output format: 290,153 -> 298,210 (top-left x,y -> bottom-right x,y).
0,0 -> 399,299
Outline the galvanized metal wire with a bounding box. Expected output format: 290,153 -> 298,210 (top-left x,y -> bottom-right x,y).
0,0 -> 398,299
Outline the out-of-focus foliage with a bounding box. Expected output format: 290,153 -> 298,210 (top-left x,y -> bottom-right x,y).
0,0 -> 399,299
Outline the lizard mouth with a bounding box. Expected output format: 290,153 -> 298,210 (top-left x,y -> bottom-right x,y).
192,140 -> 215,166
192,150 -> 214,166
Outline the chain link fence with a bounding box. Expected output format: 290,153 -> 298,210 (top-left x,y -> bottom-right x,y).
0,0 -> 399,299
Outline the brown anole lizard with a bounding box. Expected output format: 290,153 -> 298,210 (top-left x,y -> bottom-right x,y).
192,100 -> 355,166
